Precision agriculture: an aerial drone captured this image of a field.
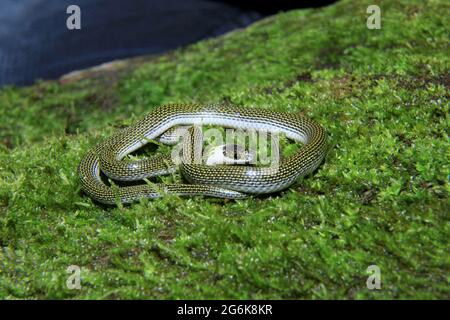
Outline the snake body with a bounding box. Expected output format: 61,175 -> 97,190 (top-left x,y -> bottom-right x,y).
77,104 -> 327,204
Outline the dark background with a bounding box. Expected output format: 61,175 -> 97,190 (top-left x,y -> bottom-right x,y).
0,0 -> 336,86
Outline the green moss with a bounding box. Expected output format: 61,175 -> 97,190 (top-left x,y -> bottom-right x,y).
0,0 -> 448,299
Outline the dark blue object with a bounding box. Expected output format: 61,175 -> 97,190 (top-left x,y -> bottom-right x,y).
0,0 -> 335,86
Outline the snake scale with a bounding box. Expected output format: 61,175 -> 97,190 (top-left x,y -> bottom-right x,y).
77,103 -> 327,204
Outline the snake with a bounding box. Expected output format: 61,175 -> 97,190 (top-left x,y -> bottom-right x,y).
77,103 -> 327,204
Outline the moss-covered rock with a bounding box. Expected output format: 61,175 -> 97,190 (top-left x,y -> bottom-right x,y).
0,0 -> 448,299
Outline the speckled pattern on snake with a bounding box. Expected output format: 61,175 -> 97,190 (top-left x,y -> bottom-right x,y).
77,103 -> 327,204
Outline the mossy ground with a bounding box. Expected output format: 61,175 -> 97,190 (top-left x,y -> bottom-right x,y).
0,0 -> 448,299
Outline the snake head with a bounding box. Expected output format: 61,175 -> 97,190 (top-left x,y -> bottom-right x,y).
205,144 -> 256,166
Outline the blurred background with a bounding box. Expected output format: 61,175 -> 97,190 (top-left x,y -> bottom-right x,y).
0,0 -> 336,86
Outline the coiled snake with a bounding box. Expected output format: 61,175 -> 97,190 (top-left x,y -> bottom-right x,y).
77,104 -> 327,204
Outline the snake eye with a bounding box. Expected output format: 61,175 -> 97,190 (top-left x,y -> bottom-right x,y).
222,144 -> 244,159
